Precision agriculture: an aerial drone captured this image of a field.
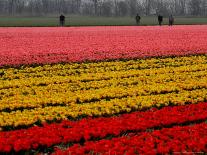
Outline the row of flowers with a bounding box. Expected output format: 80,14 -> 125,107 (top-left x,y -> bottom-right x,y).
1,55 -> 206,90
1,63 -> 206,97
0,88 -> 206,128
0,72 -> 206,111
0,57 -> 206,112
53,122 -> 207,155
0,26 -> 207,66
1,55 -> 205,78
0,102 -> 207,153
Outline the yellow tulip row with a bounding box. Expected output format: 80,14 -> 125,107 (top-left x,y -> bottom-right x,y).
0,55 -> 206,80
0,61 -> 206,91
0,66 -> 206,111
2,69 -> 205,97
0,73 -> 207,110
0,88 -> 206,128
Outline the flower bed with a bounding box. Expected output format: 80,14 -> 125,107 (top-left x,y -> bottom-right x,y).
0,26 -> 207,154
0,102 -> 207,153
53,122 -> 207,155
0,55 -> 206,128
0,26 -> 207,66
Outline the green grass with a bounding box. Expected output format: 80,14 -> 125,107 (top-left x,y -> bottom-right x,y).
0,15 -> 206,27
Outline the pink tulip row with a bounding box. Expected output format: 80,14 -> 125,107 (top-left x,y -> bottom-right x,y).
0,102 -> 206,153
0,26 -> 207,66
54,122 -> 207,155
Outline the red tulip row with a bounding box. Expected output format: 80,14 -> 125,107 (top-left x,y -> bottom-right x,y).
0,102 -> 207,153
0,26 -> 207,66
53,122 -> 207,155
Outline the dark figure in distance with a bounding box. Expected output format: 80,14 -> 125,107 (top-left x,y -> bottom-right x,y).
59,14 -> 65,27
135,14 -> 141,25
169,15 -> 174,26
158,15 -> 163,26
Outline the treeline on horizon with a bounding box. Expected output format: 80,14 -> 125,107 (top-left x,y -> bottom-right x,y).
0,0 -> 206,17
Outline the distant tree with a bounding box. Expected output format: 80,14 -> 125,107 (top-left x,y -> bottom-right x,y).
92,0 -> 100,15
82,1 -> 94,15
0,0 -> 7,14
76,0 -> 82,14
145,0 -> 151,15
200,0 -> 207,16
69,0 -> 82,14
56,0 -> 67,14
8,0 -> 15,15
118,1 -> 128,16
189,0 -> 202,15
180,0 -> 186,15
113,0 -> 119,16
33,0 -> 42,15
128,0 -> 137,17
101,0 -> 112,16
42,0 -> 50,14
156,0 -> 169,16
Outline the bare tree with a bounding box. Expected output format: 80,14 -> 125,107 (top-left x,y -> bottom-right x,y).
201,0 -> 207,16
118,0 -> 128,16
0,0 -> 7,14
76,0 -> 82,14
42,0 -> 50,14
83,2 -> 93,15
113,0 -> 119,16
145,0 -> 151,15
180,0 -> 186,15
101,0 -> 112,16
128,0 -> 137,17
189,0 -> 202,15
156,0 -> 170,15
8,0 -> 15,15
91,0 -> 100,15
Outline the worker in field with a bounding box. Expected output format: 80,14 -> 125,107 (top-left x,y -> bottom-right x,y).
135,14 -> 141,25
169,15 -> 174,26
158,15 -> 163,26
59,14 -> 65,27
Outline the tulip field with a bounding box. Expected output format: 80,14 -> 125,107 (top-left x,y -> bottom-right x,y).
0,25 -> 207,154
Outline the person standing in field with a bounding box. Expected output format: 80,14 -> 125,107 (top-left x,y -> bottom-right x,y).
158,15 -> 163,26
59,14 -> 65,27
135,14 -> 141,25
169,15 -> 174,26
